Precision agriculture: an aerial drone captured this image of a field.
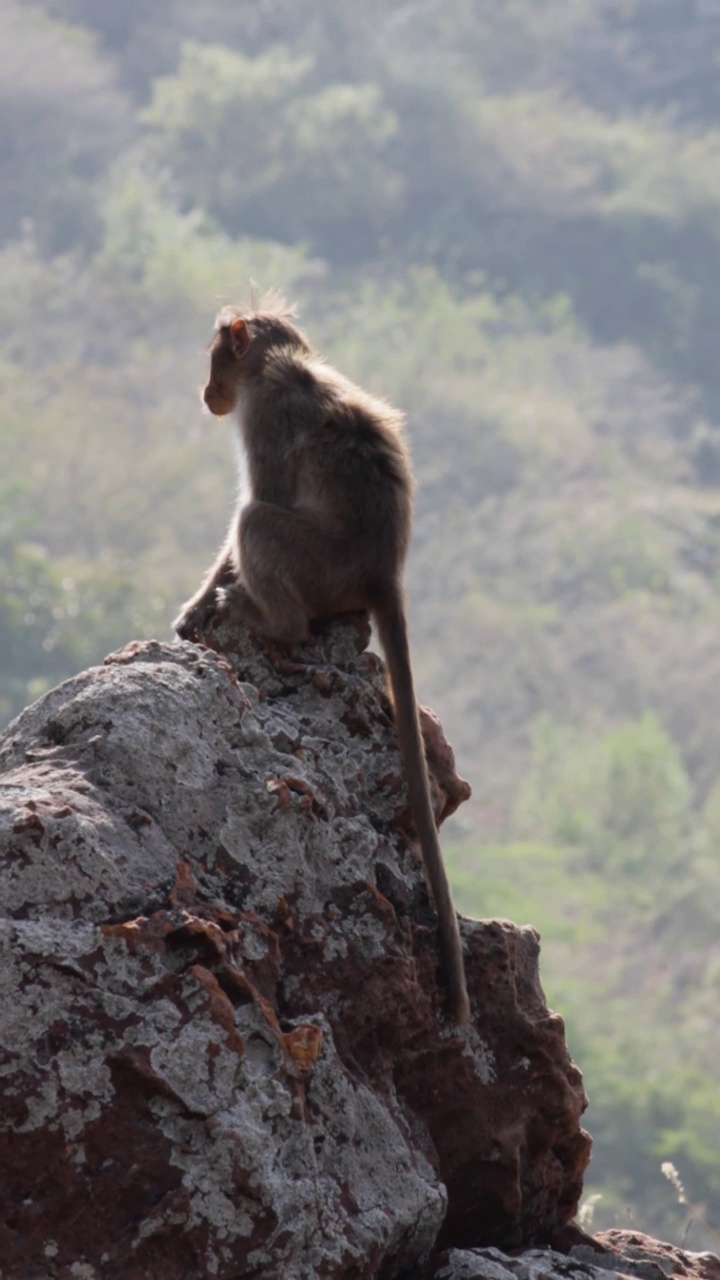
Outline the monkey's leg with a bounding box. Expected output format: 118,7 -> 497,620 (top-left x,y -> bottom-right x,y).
226,501 -> 355,645
173,521 -> 239,639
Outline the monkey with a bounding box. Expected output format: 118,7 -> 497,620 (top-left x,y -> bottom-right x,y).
174,296 -> 471,1025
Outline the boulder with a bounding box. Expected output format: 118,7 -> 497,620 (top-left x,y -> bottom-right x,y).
0,617 -> 589,1278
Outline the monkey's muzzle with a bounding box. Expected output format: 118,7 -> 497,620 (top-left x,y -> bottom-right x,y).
202,384 -> 235,416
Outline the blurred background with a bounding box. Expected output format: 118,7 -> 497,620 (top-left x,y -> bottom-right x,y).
2,0 -> 720,1247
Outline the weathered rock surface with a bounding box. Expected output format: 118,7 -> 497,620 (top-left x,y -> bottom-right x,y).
0,617 -> 590,1279
436,1230 -> 720,1280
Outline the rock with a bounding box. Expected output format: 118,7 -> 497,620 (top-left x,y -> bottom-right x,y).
593,1231 -> 720,1280
0,618 -> 589,1279
434,1233 -> 720,1280
435,1244 -> 617,1280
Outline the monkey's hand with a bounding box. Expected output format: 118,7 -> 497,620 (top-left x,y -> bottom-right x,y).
173,591 -> 221,641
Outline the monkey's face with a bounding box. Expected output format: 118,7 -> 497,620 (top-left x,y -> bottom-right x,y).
203,321 -> 250,416
203,378 -> 236,417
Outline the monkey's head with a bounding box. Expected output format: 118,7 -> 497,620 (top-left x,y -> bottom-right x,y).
203,298 -> 312,416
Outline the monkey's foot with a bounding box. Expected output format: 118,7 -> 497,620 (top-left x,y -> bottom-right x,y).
217,583 -> 312,646
173,593 -> 222,641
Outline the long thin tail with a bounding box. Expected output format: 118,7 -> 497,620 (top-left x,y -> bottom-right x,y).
374,589 -> 471,1024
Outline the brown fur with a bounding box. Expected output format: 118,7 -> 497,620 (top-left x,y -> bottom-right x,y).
174,299 -> 471,1023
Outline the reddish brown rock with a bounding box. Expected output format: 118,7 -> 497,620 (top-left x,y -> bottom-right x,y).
0,618 -> 590,1278
594,1231 -> 720,1280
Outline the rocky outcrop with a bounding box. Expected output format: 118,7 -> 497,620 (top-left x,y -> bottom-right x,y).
0,617 -> 590,1279
437,1230 -> 720,1280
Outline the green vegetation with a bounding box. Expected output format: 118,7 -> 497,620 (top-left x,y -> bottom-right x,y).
3,0 -> 720,1245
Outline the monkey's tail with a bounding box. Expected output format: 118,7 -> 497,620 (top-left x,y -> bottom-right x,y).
374,589 -> 471,1025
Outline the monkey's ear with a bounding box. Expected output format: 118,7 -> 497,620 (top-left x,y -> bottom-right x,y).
229,318 -> 251,358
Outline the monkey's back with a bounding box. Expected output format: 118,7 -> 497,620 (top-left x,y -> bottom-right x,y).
259,351 -> 414,580
308,362 -> 412,567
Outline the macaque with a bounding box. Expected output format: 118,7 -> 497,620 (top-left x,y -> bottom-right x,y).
174,296 -> 471,1024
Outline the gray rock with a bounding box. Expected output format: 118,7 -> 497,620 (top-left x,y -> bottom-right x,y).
0,623 -> 589,1278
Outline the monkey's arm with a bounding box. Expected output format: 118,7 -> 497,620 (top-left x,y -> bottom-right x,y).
173,521 -> 239,640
